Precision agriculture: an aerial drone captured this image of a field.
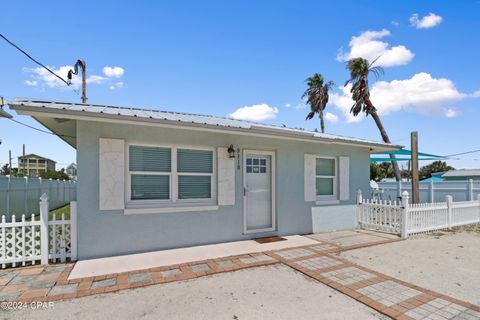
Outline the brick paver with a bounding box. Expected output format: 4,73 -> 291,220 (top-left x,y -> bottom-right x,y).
321,266 -> 376,286
273,248 -> 316,260
358,280 -> 422,307
296,256 -> 344,271
0,231 -> 478,320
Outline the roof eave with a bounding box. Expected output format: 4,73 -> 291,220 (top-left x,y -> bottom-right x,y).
9,103 -> 401,152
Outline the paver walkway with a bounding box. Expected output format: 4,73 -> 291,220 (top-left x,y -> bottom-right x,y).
1,230 -> 478,320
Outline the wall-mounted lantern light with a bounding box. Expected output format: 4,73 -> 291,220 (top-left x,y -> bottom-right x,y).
227,144 -> 236,158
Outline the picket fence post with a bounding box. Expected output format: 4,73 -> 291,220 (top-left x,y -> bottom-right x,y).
40,193 -> 49,264
70,201 -> 78,261
356,190 -> 362,228
400,191 -> 409,238
446,195 -> 453,229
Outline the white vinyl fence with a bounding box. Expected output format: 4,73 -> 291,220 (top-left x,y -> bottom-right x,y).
0,175 -> 76,221
357,190 -> 480,237
0,194 -> 77,268
377,180 -> 480,203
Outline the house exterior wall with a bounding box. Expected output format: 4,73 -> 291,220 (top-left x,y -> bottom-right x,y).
76,120 -> 371,259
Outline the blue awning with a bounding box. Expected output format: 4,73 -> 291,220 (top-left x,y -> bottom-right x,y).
370,149 -> 445,163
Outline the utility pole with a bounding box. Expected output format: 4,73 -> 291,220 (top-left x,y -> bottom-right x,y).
67,60 -> 87,103
411,131 -> 419,204
80,61 -> 86,103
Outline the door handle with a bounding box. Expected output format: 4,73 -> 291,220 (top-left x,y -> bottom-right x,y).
243,187 -> 246,196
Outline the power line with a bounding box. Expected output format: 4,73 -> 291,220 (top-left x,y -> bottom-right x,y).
0,33 -> 79,94
446,149 -> 480,157
8,118 -> 75,139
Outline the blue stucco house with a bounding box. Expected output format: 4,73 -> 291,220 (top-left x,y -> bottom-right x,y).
10,99 -> 400,259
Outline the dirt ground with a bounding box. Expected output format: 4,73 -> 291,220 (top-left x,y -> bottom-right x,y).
6,264 -> 387,320
339,230 -> 480,305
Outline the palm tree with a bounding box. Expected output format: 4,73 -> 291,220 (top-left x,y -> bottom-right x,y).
344,57 -> 402,181
303,73 -> 334,133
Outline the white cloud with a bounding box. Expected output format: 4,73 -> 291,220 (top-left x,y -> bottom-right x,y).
229,103 -> 278,121
103,66 -> 125,78
24,80 -> 38,87
391,21 -> 399,27
410,13 -> 443,29
285,103 -> 307,110
109,82 -> 124,90
329,72 -> 467,121
330,84 -> 365,123
325,112 -> 339,124
472,90 -> 480,97
24,65 -> 125,91
337,29 -> 414,67
445,108 -> 460,118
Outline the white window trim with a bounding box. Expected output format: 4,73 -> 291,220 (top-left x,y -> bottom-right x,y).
126,142 -> 217,211
315,156 -> 338,202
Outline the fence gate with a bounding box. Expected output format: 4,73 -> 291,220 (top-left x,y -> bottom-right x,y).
0,193 -> 77,269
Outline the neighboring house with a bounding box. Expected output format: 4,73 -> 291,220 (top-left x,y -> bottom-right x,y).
421,172 -> 445,182
10,99 -> 401,260
66,163 -> 77,180
442,169 -> 480,181
17,153 -> 56,178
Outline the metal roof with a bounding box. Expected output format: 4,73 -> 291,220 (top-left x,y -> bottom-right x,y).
442,169 -> 480,177
9,98 -> 402,151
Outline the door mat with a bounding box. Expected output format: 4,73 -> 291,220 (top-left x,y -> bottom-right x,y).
253,236 -> 287,244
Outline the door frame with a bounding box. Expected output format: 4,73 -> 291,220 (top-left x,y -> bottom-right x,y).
243,149 -> 276,234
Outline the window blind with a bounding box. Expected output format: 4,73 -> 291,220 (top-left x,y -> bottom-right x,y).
129,146 -> 171,172
131,175 -> 169,200
178,176 -> 211,199
177,149 -> 213,173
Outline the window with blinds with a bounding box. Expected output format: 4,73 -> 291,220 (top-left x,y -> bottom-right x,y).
177,149 -> 213,199
129,146 -> 171,200
128,145 -> 214,202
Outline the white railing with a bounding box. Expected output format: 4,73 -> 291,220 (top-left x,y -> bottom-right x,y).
0,194 -> 77,268
357,190 -> 480,237
356,196 -> 402,234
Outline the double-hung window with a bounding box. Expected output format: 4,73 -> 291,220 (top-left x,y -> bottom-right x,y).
128,145 -> 214,204
315,157 -> 337,200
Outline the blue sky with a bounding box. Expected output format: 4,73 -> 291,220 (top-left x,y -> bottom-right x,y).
1,1 -> 479,170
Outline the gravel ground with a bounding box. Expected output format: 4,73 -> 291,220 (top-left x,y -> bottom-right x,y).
5,264 -> 387,320
339,230 -> 480,305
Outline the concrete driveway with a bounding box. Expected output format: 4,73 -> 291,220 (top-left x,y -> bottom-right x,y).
6,264 -> 388,320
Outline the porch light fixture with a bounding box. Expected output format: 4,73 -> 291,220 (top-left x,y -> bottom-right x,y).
227,144 -> 236,158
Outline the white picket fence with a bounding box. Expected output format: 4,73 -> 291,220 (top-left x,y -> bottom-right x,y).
0,194 -> 77,268
357,190 -> 480,237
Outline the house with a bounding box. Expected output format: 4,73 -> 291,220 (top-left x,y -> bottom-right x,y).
442,169 -> 480,181
66,163 -> 77,180
10,99 -> 401,260
421,172 -> 445,182
17,153 -> 56,177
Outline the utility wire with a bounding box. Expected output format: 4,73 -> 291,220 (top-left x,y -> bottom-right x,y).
445,149 -> 480,157
8,118 -> 75,139
0,33 -> 79,94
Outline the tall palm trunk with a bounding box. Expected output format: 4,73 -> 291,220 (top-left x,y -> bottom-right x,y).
319,112 -> 325,133
366,100 -> 402,182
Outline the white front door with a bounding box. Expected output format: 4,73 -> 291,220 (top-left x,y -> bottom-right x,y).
243,150 -> 275,233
